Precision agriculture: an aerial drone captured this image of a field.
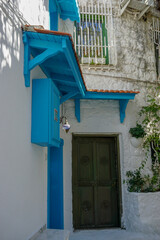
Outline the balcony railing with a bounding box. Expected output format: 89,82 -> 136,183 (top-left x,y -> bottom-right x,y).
153,17 -> 160,45
120,0 -> 159,19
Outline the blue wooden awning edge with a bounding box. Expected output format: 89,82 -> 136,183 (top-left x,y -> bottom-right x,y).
73,93 -> 138,124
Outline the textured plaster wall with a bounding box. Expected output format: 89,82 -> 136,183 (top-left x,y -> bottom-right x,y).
59,18 -> 75,37
125,192 -> 160,235
18,0 -> 49,29
114,13 -> 157,82
61,0 -> 160,234
0,1 -> 49,240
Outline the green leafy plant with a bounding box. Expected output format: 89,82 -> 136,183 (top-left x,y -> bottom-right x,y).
125,86 -> 160,192
129,123 -> 145,138
126,169 -> 145,192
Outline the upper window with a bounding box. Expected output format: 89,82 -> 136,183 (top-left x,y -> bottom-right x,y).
74,1 -> 116,65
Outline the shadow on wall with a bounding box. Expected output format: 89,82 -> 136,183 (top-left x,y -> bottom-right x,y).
0,0 -> 49,77
38,0 -> 49,26
0,0 -> 22,75
42,0 -> 49,12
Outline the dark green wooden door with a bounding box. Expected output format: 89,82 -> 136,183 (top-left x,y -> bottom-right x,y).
72,136 -> 120,229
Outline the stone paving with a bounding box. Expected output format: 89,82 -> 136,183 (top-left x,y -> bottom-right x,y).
69,229 -> 160,240
34,229 -> 70,240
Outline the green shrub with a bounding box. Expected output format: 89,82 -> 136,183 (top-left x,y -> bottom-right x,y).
129,123 -> 145,138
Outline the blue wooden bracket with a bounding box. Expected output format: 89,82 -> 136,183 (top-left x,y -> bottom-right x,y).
119,99 -> 129,123
23,32 -> 62,87
75,99 -> 80,122
29,48 -> 61,71
60,91 -> 79,104
72,92 -> 137,123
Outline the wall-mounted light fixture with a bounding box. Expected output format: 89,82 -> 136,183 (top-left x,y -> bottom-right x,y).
60,116 -> 71,133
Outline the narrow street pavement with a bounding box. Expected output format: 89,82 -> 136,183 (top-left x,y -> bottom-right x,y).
69,229 -> 160,240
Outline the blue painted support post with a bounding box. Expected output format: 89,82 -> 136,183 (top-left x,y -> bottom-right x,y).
23,33 -> 30,87
75,99 -> 80,122
50,12 -> 58,31
47,139 -> 64,229
49,0 -> 59,31
119,99 -> 129,123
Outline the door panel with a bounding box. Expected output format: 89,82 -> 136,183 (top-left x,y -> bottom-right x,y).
96,141 -> 111,183
78,187 -> 94,227
77,141 -> 93,183
96,186 -> 112,226
72,135 -> 120,229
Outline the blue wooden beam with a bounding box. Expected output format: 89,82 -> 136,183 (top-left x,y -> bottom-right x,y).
50,73 -> 74,81
119,99 -> 129,123
58,85 -> 78,93
62,39 -> 86,97
73,92 -> 136,100
29,48 -> 62,71
23,33 -> 30,87
60,91 -> 79,104
31,49 -> 53,81
46,65 -> 72,75
53,79 -> 77,87
29,39 -> 61,50
75,99 -> 80,122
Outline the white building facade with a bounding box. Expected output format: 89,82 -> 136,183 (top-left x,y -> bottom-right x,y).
0,0 -> 160,239
0,1 -> 49,240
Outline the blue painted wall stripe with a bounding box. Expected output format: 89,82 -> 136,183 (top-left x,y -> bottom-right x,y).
48,139 -> 64,229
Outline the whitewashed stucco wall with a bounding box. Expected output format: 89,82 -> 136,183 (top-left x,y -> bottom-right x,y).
0,1 -> 49,240
61,86 -> 156,232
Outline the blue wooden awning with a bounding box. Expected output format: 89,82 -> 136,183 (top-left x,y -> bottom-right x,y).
73,91 -> 139,123
22,27 -> 139,123
49,0 -> 80,22
23,28 -> 86,103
